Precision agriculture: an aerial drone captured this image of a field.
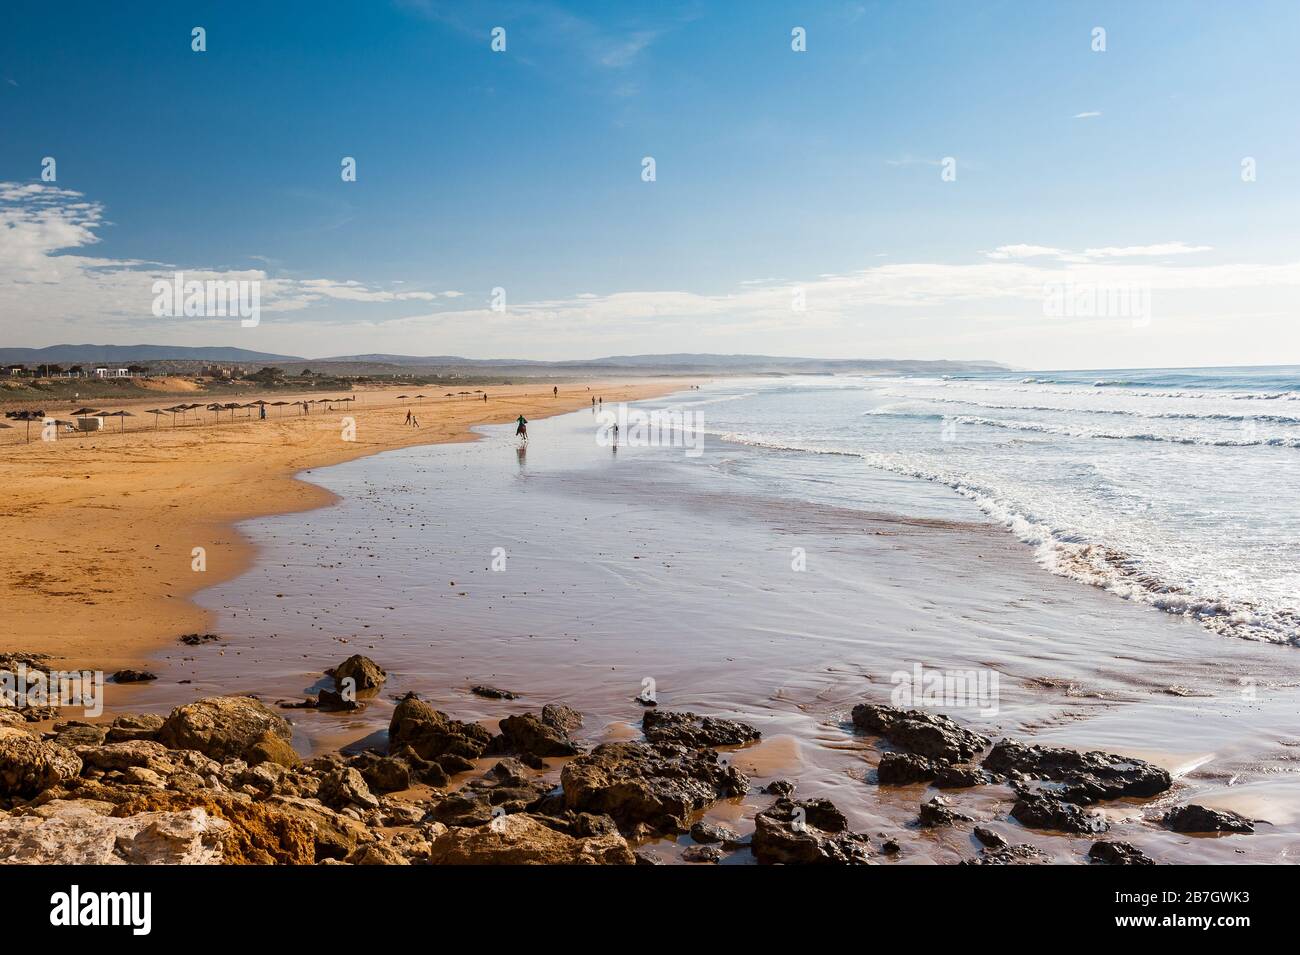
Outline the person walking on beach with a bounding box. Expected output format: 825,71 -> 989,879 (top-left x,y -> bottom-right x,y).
612,422 -> 619,446
411,414 -> 420,428
259,404 -> 267,421
553,385 -> 558,398
483,393 -> 488,402
516,414 -> 528,440
404,409 -> 412,426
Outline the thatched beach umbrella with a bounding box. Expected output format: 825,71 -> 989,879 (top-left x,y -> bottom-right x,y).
270,400 -> 291,417
69,406 -> 101,417
102,410 -> 135,432
6,409 -> 45,443
145,409 -> 167,429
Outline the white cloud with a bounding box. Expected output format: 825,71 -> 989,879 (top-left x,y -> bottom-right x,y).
1073,111 -> 1102,119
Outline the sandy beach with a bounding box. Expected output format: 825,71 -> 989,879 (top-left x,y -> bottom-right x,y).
0,381 -> 687,670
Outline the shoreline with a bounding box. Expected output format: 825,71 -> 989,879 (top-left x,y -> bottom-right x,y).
0,379 -> 694,673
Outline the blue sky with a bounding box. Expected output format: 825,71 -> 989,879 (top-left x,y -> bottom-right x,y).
2,0 -> 1298,367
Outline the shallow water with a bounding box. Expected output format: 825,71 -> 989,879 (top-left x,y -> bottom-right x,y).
118,385 -> 1300,863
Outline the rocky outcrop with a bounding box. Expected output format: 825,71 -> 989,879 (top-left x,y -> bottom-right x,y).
1163,804 -> 1254,834
329,655 -> 386,692
0,726 -> 82,799
387,694 -> 492,761
158,696 -> 294,764
752,797 -> 870,865
317,767 -> 379,811
641,710 -> 761,747
851,704 -> 990,763
983,739 -> 1171,804
425,813 -> 635,865
471,685 -> 517,700
1011,791 -> 1108,834
1089,841 -> 1156,865
561,742 -> 748,835
496,712 -> 580,760
877,751 -> 940,785
917,794 -> 974,827
0,801 -> 228,864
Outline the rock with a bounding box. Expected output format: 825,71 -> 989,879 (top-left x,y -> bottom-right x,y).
641,710 -> 761,748
1163,804 -> 1254,834
973,826 -> 1007,849
52,724 -> 107,747
329,655 -> 386,692
762,779 -> 794,796
877,751 -> 940,785
1011,791 -> 1108,834
561,742 -> 748,835
851,704 -> 990,763
917,795 -> 974,828
111,669 -> 157,684
983,739 -> 1171,804
0,710 -> 29,729
159,696 -> 293,763
248,732 -> 301,768
105,713 -> 165,743
541,703 -> 583,734
178,633 -> 220,646
387,694 -> 492,761
496,712 -> 580,758
347,841 -> 411,865
76,739 -> 174,773
318,767 -> 379,811
682,844 -> 723,863
426,813 -> 635,865
315,689 -> 360,712
972,843 -> 1052,865
881,839 -> 901,855
0,802 -> 228,864
690,821 -> 742,846
471,685 -> 517,700
124,766 -> 166,788
752,797 -> 871,865
355,755 -> 410,794
933,765 -> 993,788
1090,841 -> 1156,865
0,727 -> 82,798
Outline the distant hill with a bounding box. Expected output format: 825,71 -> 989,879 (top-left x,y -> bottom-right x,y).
0,344 -> 302,365
1,346 -> 1010,376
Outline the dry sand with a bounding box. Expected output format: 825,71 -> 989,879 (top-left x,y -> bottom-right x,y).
0,381 -> 687,671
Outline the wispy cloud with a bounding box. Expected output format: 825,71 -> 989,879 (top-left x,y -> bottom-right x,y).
1073,111 -> 1102,119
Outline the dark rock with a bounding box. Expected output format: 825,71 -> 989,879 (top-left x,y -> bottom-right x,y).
881,839 -> 901,855
983,739 -> 1171,804
471,685 -> 518,700
1163,804 -> 1254,834
354,755 -> 411,794
973,843 -> 1051,865
877,751 -> 941,785
328,655 -> 386,692
917,795 -> 974,828
752,797 -> 870,865
496,712 -> 580,758
1011,791 -> 1108,834
540,703 -> 583,734
689,821 -> 742,846
315,689 -> 361,712
762,779 -> 794,796
111,670 -> 157,684
388,744 -> 449,787
560,742 -> 748,836
1089,841 -> 1156,865
973,826 -> 1007,849
178,633 -> 220,646
387,693 -> 492,762
682,844 -> 723,863
933,765 -> 993,789
850,704 -> 989,763
641,710 -> 760,747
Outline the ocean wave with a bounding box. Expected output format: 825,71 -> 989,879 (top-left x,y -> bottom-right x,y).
871,394 -> 1300,426
947,415 -> 1300,447
713,430 -> 1300,646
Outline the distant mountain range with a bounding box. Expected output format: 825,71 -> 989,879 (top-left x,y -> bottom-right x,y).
0,345 -> 1010,376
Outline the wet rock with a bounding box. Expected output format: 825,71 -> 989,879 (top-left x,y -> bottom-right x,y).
105,713 -> 165,743
917,795 -> 974,828
471,685 -> 517,700
983,739 -> 1171,804
0,802 -> 229,864
111,669 -> 157,684
1163,804 -> 1254,834
641,710 -> 761,748
1011,791 -> 1108,834
762,779 -> 794,797
178,633 -> 220,646
877,751 -> 940,785
541,703 -> 583,734
329,655 -> 386,692
314,689 -> 361,713
352,755 -> 410,794
973,826 -> 1007,849
159,696 -> 293,763
387,694 -> 492,762
972,843 -> 1052,865
752,797 -> 871,865
318,767 -> 379,811
1090,841 -> 1156,865
561,742 -> 749,836
0,727 -> 82,798
496,712 -> 580,758
933,765 -> 994,789
689,820 -> 743,846
426,813 -> 635,865
881,838 -> 901,855
851,704 -> 990,763
682,844 -> 723,863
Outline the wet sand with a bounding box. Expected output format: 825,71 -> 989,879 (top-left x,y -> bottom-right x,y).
0,381 -> 685,669
114,395 -> 1300,864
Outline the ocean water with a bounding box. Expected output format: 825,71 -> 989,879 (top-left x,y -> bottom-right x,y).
649,367 -> 1300,646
